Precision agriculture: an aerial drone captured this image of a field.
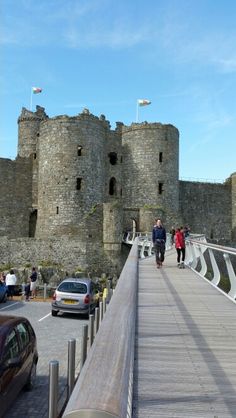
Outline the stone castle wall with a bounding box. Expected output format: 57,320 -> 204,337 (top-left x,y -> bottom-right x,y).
179,180 -> 232,239
0,157 -> 33,238
0,201 -> 125,276
0,107 -> 235,274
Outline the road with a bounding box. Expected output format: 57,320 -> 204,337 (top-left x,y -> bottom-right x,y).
0,298 -> 88,418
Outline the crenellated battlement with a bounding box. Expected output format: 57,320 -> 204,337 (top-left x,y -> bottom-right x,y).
122,121 -> 179,135
18,105 -> 48,123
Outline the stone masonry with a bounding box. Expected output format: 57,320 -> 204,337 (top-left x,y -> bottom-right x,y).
0,106 -> 235,274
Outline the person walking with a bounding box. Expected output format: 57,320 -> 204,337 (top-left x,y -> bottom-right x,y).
30,267 -> 38,299
152,219 -> 166,268
175,227 -> 186,268
5,269 -> 17,300
170,226 -> 176,246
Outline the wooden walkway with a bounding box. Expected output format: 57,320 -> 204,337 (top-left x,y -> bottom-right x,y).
133,249 -> 236,418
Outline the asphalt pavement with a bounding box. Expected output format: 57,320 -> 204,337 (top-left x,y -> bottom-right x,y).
0,297 -> 88,418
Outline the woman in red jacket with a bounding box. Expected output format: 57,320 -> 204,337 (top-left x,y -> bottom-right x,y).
175,227 -> 185,267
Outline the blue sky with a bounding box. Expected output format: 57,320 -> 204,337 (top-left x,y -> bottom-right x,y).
1,0 -> 236,181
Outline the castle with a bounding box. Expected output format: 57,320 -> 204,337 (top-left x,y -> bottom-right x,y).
0,106 -> 235,274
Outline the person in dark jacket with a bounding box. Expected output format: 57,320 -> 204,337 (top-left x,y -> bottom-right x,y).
30,267 -> 38,299
152,219 -> 166,268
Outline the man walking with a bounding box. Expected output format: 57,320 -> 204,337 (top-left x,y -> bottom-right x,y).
152,219 -> 166,268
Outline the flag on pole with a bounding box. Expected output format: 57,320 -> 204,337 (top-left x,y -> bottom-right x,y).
32,87 -> 42,94
137,99 -> 151,106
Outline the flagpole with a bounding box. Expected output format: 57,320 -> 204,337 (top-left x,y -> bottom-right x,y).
30,88 -> 33,111
136,100 -> 139,122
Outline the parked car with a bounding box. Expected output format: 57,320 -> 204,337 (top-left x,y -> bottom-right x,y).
0,315 -> 38,417
0,282 -> 7,303
51,278 -> 100,318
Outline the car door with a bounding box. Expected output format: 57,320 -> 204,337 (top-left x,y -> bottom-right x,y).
15,322 -> 33,384
0,328 -> 22,412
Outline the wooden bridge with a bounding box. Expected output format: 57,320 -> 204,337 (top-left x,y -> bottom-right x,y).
133,249 -> 236,417
63,239 -> 236,418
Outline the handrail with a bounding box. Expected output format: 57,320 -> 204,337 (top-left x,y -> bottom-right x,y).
63,238 -> 139,418
185,238 -> 236,299
123,232 -> 173,258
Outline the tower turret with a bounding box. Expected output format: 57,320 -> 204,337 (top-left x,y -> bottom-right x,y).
17,106 -> 48,157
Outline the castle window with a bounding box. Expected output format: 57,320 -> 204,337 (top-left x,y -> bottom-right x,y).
120,156 -> 123,163
120,188 -> 122,196
159,152 -> 163,163
56,206 -> 59,214
77,146 -> 83,156
76,178 -> 82,190
108,152 -> 118,165
33,153 -> 37,159
158,182 -> 163,194
109,177 -> 117,195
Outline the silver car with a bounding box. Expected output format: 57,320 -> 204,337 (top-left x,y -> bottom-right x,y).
51,278 -> 99,318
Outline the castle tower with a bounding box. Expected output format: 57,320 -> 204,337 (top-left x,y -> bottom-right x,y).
17,106 -> 48,157
122,122 -> 179,229
35,109 -> 110,238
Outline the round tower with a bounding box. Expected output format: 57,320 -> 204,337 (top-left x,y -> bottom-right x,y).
122,122 -> 179,227
17,106 -> 48,157
35,109 -> 109,238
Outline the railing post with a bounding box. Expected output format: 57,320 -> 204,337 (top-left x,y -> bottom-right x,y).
67,339 -> 76,399
198,245 -> 207,277
89,314 -> 94,347
94,307 -> 99,334
191,242 -> 199,269
103,297 -> 107,315
224,253 -> 236,298
140,240 -> 147,258
43,283 -> 47,300
80,324 -> 88,371
209,248 -> 220,285
48,360 -> 59,418
99,300 -> 103,322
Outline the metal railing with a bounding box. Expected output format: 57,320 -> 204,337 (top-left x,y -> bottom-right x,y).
185,238 -> 236,300
48,295 -> 111,418
123,231 -> 172,258
62,238 -> 139,418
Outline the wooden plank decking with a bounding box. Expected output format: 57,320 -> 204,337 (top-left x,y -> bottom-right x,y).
133,249 -> 236,418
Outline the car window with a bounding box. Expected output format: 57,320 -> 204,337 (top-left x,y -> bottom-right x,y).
16,322 -> 30,349
58,282 -> 87,294
2,330 -> 19,363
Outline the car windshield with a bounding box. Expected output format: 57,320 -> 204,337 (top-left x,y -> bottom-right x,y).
58,282 -> 87,294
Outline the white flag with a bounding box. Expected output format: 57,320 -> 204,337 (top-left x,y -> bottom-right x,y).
138,99 -> 151,106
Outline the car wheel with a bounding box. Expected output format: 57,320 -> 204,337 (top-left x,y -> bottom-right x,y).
25,362 -> 37,390
51,310 -> 58,317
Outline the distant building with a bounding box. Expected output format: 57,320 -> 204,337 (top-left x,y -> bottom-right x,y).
0,106 -> 235,273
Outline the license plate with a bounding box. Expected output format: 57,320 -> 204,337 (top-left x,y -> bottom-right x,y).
63,299 -> 77,304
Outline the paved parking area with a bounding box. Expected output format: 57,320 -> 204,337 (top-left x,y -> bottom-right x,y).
0,298 -> 88,418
